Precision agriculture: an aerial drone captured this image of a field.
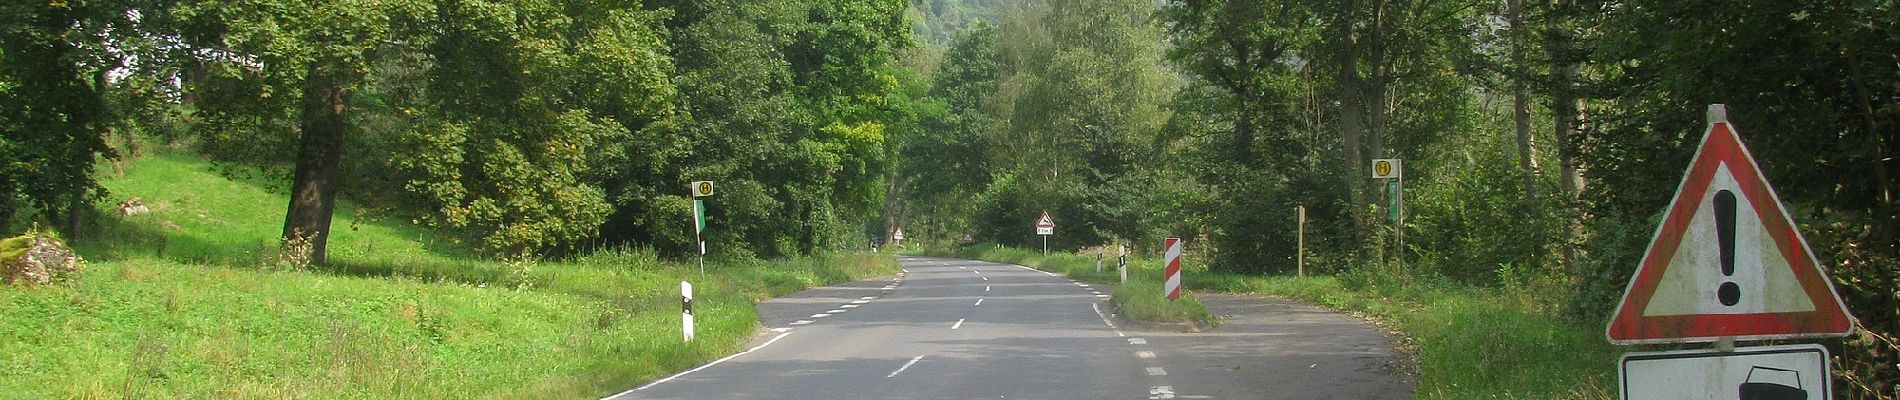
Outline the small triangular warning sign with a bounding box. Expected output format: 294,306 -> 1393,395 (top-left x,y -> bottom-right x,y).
1606,105 -> 1856,345
1037,211 -> 1055,228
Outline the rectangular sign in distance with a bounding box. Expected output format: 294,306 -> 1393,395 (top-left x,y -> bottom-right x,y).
1620,344 -> 1829,400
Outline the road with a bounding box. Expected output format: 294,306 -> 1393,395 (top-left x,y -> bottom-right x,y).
606,256 -> 1410,400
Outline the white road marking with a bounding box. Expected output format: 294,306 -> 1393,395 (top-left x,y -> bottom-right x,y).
974,298 -> 984,306
851,300 -> 870,304
861,296 -> 876,300
812,314 -> 830,318
985,285 -> 991,292
981,276 -> 988,281
841,304 -> 860,308
1092,303 -> 1124,336
959,266 -> 968,269
1136,351 -> 1155,359
902,269 -> 909,273
1014,264 -> 1061,277
1149,385 -> 1176,400
790,320 -> 814,325
1146,367 -> 1168,376
886,355 -> 926,378
770,327 -> 791,333
951,318 -> 965,330
828,309 -> 847,313
1096,294 -> 1110,298
611,331 -> 794,395
973,270 -> 981,274
1129,338 -> 1146,345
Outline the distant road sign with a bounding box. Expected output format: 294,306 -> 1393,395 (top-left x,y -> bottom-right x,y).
1035,211 -> 1055,236
691,181 -> 714,197
1606,105 -> 1855,344
1371,159 -> 1402,179
1620,344 -> 1829,400
893,227 -> 905,241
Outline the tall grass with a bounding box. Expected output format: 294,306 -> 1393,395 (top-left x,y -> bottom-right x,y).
0,152 -> 897,399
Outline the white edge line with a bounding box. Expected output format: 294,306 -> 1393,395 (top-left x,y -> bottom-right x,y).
886,355 -> 927,378
1014,264 -> 1060,277
1092,302 -> 1124,337
610,331 -> 795,396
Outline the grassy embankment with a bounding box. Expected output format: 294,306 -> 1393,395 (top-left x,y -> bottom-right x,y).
0,152 -> 895,399
931,244 -> 1620,400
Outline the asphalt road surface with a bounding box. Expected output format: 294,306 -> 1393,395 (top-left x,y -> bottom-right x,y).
605,256 -> 1411,400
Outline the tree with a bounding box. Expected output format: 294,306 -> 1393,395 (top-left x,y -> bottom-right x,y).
168,0 -> 430,265
394,0 -> 674,257
0,1 -> 118,237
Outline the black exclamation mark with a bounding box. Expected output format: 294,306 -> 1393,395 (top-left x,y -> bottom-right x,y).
1715,190 -> 1740,306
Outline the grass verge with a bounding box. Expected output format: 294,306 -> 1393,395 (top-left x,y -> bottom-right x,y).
0,152 -> 897,399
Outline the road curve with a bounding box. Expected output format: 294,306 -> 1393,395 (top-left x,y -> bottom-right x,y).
604,255 -> 1410,400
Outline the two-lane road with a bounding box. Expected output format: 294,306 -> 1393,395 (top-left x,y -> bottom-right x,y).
607,256 -> 1409,400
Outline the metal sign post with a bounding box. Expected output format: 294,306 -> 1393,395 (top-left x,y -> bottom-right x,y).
1035,211 -> 1055,255
1605,105 -> 1856,400
1372,159 -> 1403,269
691,181 -> 714,275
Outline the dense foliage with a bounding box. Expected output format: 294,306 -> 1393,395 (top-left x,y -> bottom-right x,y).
3,0 -> 1895,396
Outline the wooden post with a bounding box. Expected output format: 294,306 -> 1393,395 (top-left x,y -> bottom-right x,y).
1297,206 -> 1306,277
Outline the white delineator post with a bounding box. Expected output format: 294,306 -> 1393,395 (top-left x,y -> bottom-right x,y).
1162,237 -> 1183,301
681,280 -> 695,342
1118,245 -> 1128,283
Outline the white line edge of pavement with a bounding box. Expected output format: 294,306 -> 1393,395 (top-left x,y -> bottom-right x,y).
1092,302 -> 1124,337
1013,264 -> 1061,277
606,331 -> 795,398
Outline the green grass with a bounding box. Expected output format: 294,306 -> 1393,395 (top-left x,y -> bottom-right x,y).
0,152 -> 897,399
930,245 -> 1619,400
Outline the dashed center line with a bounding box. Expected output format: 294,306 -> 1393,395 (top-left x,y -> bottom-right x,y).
973,298 -> 984,306
886,355 -> 926,378
851,300 -> 870,304
1146,367 -> 1168,376
860,296 -> 876,300
1136,351 -> 1155,359
827,309 -> 847,313
981,276 -> 988,281
985,285 -> 991,291
811,313 -> 830,318
1129,338 -> 1147,345
841,304 -> 860,308
951,318 -> 965,330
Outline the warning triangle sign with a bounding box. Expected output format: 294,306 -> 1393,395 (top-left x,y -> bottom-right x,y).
1037,211 -> 1055,228
1606,105 -> 1856,344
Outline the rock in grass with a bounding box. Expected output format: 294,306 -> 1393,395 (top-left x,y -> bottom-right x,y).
0,233 -> 82,286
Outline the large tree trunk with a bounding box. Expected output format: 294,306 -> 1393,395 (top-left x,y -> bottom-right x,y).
1549,10 -> 1586,274
1337,0 -> 1369,254
282,64 -> 352,266
1508,0 -> 1539,203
